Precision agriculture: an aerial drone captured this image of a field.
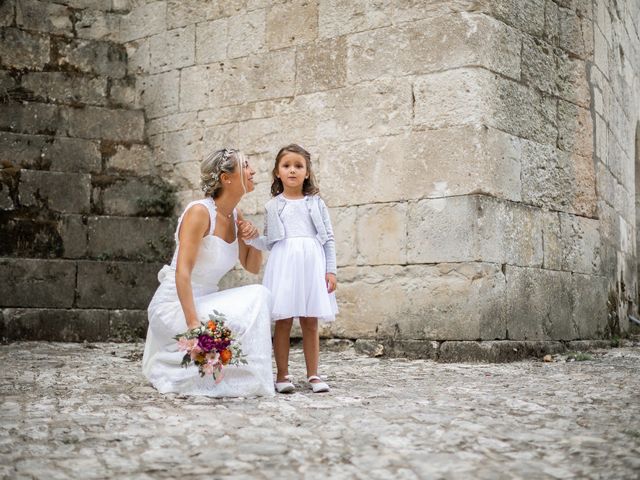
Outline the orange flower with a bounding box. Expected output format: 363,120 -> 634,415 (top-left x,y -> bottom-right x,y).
207,321 -> 217,331
220,349 -> 232,364
195,352 -> 206,363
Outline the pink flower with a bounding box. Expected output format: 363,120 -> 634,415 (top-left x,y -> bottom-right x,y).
202,363 -> 215,376
189,345 -> 203,360
205,351 -> 220,364
177,337 -> 190,352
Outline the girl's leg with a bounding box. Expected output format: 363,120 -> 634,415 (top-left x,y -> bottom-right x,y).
299,316 -> 320,381
273,318 -> 293,382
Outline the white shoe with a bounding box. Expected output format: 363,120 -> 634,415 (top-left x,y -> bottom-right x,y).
308,375 -> 329,393
275,374 -> 294,394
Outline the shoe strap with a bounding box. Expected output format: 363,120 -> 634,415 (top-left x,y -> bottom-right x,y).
308,375 -> 322,382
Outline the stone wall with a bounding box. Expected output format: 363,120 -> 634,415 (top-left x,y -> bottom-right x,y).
1,0 -> 639,346
0,0 -> 175,341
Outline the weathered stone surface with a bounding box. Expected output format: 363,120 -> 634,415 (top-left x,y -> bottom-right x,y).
54,38 -> 127,79
295,37 -> 346,94
438,340 -> 566,363
125,37 -> 149,75
331,263 -> 506,341
347,13 -> 521,83
16,0 -> 73,36
329,206 -> 356,267
521,35 -> 558,96
0,102 -> 59,135
557,100 -> 593,158
505,266 -> 575,340
166,0 -> 244,29
228,8 -> 265,58
195,17 -> 228,64
356,202 -> 406,265
105,144 -> 153,175
407,196 -> 543,267
0,132 -> 48,169
95,176 -> 176,217
572,273 -> 608,339
137,70 -> 179,118
108,77 -> 137,107
87,216 -> 174,261
149,127 -> 203,168
74,9 -> 121,40
318,126 -> 521,207
559,213 -> 601,275
118,1 -> 166,42
45,136 -> 101,173
108,309 -> 148,341
556,52 -> 590,108
76,260 -> 163,309
541,211 -> 563,270
0,258 -> 75,308
62,105 -> 145,141
414,68 -> 557,145
266,0 -> 317,50
319,0 -> 391,38
21,71 -> 108,106
0,212 -> 64,257
60,214 -> 88,258
0,0 -> 14,26
149,25 -> 195,73
521,140 -> 597,217
147,112 -> 197,137
2,308 -> 109,341
480,0 -> 546,38
19,170 -> 91,213
0,28 -> 49,69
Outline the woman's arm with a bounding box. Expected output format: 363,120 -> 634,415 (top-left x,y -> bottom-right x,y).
175,205 -> 210,329
237,210 -> 263,274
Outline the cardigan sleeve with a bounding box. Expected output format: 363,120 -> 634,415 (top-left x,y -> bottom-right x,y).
244,207 -> 269,251
319,198 -> 337,275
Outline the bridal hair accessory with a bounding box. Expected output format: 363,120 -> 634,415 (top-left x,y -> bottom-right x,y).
201,148 -> 234,193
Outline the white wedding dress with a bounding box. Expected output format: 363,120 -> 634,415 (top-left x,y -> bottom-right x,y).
142,197 -> 275,397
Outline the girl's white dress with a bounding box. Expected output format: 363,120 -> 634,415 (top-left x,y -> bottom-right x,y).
262,196 -> 338,323
142,197 -> 275,397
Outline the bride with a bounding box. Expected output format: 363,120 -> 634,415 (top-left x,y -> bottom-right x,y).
142,148 -> 275,397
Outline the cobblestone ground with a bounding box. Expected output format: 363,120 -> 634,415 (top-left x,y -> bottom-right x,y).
1,342 -> 639,479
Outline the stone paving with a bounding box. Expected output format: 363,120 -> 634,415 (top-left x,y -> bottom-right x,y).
1,341 -> 639,479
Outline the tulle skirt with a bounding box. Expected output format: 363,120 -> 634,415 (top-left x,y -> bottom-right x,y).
262,237 -> 338,323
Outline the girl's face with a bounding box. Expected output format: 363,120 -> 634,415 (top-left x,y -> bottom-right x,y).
226,158 -> 256,194
276,152 -> 308,193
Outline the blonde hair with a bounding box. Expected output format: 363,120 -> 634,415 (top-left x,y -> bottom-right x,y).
270,144 -> 319,197
200,148 -> 247,198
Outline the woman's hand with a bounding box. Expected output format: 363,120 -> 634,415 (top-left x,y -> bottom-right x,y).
326,273 -> 337,294
237,219 -> 259,241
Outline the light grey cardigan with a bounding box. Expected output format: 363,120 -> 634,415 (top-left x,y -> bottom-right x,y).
246,194 -> 337,275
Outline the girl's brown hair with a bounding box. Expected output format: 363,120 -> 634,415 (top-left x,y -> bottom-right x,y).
270,144 -> 320,197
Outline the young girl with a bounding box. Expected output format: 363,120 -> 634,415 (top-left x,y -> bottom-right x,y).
246,144 -> 338,393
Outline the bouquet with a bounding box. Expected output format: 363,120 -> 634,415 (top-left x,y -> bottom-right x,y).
174,310 -> 247,383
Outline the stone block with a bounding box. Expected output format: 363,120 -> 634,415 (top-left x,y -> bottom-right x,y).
347,13 -> 521,83
437,340 -> 566,363
119,1 -> 166,42
330,206 -> 356,267
505,265 -> 576,340
0,28 -> 49,69
0,212 -> 63,257
356,202 -> 406,265
414,68 -> 557,145
54,38 -> 127,79
105,144 -> 153,175
45,136 -> 102,173
166,0 -> 244,29
0,0 -> 14,26
330,263 -> 506,341
318,126 -> 522,207
0,183 -> 13,210
407,195 -> 543,267
541,211 -> 562,270
195,17 -> 228,64
2,308 -> 109,341
95,176 -> 176,217
62,105 -> 144,142
108,77 -> 137,107
0,132 -> 48,169
16,0 -> 73,36
318,0 -> 392,38
0,102 -> 59,136
74,9 -> 121,40
266,0 -> 317,50
125,38 -> 150,75
228,9 -> 266,58
521,140 -> 596,217
179,64 -> 211,112
149,25 -> 195,73
557,100 -> 593,158
558,7 -> 588,58
60,214 -> 88,258
137,70 -> 179,119
76,260 -> 163,309
21,71 -> 108,106
19,170 -> 91,214
559,213 -> 601,275
147,112 -> 198,137
149,127 -> 203,168
521,35 -> 558,96
87,216 -> 175,261
481,0 -> 545,38
0,258 -> 75,308
295,37 -> 346,95
109,309 -> 148,341
571,273 -> 608,339
391,0 -> 480,23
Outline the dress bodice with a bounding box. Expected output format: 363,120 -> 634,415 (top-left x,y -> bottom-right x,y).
164,197 -> 238,295
281,196 -> 317,238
